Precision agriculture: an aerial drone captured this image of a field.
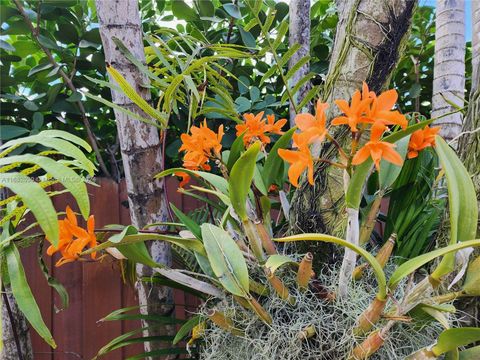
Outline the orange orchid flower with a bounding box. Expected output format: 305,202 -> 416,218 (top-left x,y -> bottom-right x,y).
332,90 -> 373,132
295,100 -> 329,144
352,124 -> 403,170
407,126 -> 441,159
47,206 -> 97,267
265,114 -> 287,135
363,83 -> 408,130
178,120 -> 224,187
236,112 -> 270,145
278,133 -> 314,187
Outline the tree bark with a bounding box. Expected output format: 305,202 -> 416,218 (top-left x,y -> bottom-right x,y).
95,0 -> 173,356
289,0 -> 416,255
288,0 -> 311,126
472,0 -> 480,92
431,0 -> 465,142
1,288 -> 33,360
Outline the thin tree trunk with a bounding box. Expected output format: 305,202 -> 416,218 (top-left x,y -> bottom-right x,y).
431,0 -> 465,142
288,0 -> 311,126
289,0 -> 416,255
1,288 -> 33,360
472,0 -> 480,92
95,0 -> 173,356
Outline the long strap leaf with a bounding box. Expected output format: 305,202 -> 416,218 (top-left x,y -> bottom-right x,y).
5,243 -> 56,348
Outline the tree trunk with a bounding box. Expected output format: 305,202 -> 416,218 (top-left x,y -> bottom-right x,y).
431,0 -> 465,142
1,288 -> 33,360
95,0 -> 173,356
289,0 -> 416,256
472,0 -> 480,92
288,0 -> 311,126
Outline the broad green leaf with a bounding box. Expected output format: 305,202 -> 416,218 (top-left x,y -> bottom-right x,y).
432,328 -> 480,356
462,255 -> 480,295
0,173 -> 58,245
109,225 -> 138,243
170,203 -> 202,240
275,233 -> 387,299
263,127 -> 296,188
117,242 -> 160,268
238,26 -> 256,48
389,239 -> 480,289
172,0 -> 198,20
459,345 -> 480,360
201,223 -> 249,297
172,315 -> 202,345
379,135 -> 410,189
227,133 -> 245,171
5,244 -> 56,348
253,165 -> 267,195
228,142 -> 261,221
0,154 -> 90,219
432,136 -> 478,279
265,254 -> 298,274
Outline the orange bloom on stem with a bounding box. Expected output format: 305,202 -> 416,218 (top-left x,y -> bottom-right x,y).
295,100 -> 329,144
178,119 -> 224,186
236,112 -> 270,145
265,114 -> 287,135
278,133 -> 314,187
332,90 -> 372,132
364,83 -> 408,130
407,126 -> 441,159
47,206 -> 97,267
352,124 -> 403,170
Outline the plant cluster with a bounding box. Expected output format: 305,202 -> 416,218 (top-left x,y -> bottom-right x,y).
74,84 -> 480,359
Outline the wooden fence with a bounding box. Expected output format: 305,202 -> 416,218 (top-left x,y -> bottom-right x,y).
20,177 -> 200,360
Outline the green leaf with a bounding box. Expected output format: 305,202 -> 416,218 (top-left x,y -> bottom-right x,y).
170,203 -> 202,240
223,3 -> 242,18
459,345 -> 480,360
201,223 -> 249,297
28,62 -> 53,77
432,136 -> 478,279
432,328 -> 480,356
109,225 -> 139,243
265,254 -> 298,274
389,239 -> 480,289
238,26 -> 256,48
253,165 -> 267,195
227,133 -> 245,171
263,127 -> 296,188
37,35 -> 60,50
172,0 -> 198,21
172,315 -> 202,345
463,255 -> 480,295
66,91 -> 82,102
0,125 -> 29,141
0,154 -> 90,219
5,243 -> 56,348
275,233 -> 387,299
229,141 -> 261,221
379,135 -> 410,189
0,173 -> 58,245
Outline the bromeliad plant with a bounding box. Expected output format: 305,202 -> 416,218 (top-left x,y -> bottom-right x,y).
90,84 -> 479,359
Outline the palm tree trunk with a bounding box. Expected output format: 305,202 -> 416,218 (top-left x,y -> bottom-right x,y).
289,0 -> 416,255
288,0 -> 311,126
95,0 -> 173,356
431,0 -> 466,142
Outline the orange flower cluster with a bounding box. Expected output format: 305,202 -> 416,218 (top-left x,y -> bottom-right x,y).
332,83 -> 408,133
407,125 -> 440,159
176,120 -> 224,187
236,112 -> 287,146
47,206 -> 97,267
333,83 -> 409,170
278,100 -> 329,187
